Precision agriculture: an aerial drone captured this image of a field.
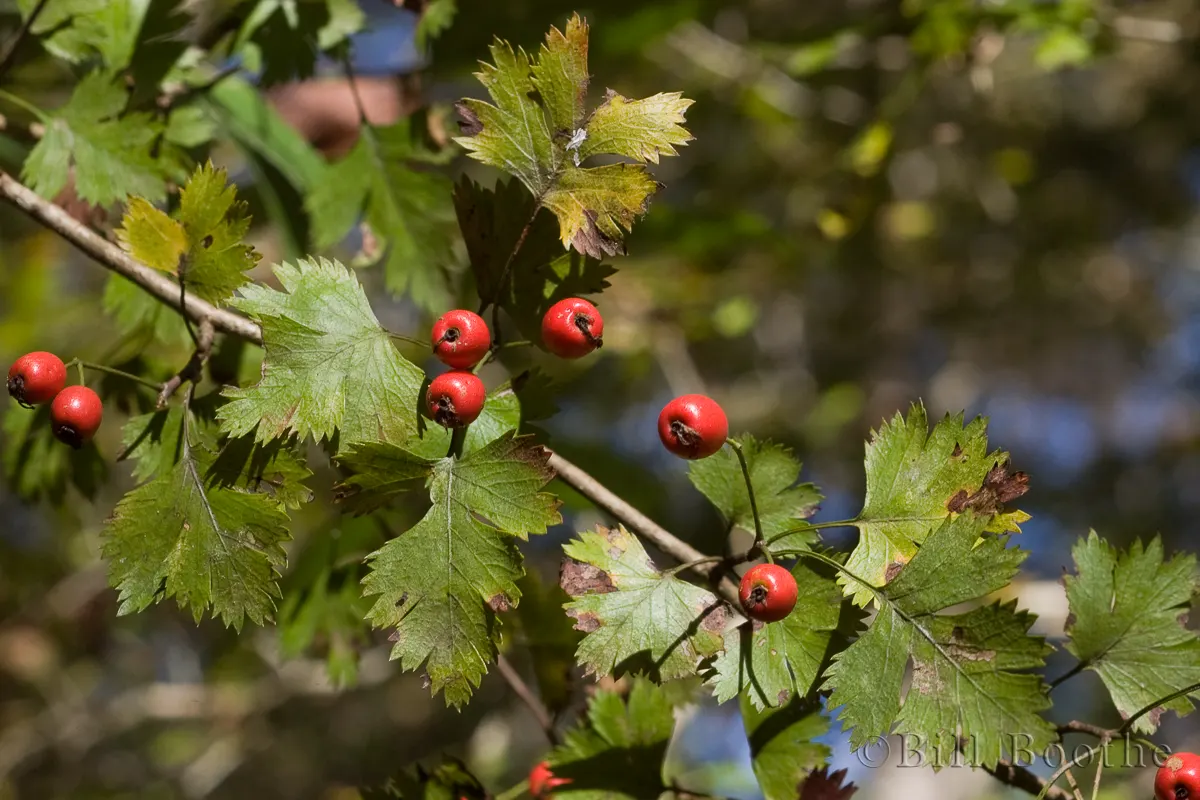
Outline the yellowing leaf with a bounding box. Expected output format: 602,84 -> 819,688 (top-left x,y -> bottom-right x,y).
117,197 -> 187,274
454,13 -> 691,258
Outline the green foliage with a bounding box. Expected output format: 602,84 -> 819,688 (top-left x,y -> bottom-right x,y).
547,677 -> 675,800
454,14 -> 692,257
103,402 -> 305,630
218,258 -> 427,451
741,693 -> 830,800
360,758 -> 486,800
117,162 -> 260,305
842,403 -> 1029,605
355,434 -> 561,706
416,0 -> 457,48
2,402 -> 106,502
691,435 -> 821,548
1063,533 -> 1200,733
306,120 -> 458,310
706,560 -> 842,710
560,525 -> 724,681
23,70 -> 188,206
824,513 -> 1054,768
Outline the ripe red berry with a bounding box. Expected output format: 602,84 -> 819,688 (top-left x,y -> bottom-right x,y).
739,563 -> 799,623
7,351 -> 67,406
50,385 -> 103,448
1157,753 -> 1200,800
657,394 -> 728,459
529,761 -> 571,798
427,370 -> 486,428
542,297 -> 603,359
432,309 -> 492,369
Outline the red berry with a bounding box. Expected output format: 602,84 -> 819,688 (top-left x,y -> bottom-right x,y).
657,394 -> 728,459
542,298 -> 603,359
7,351 -> 67,406
432,309 -> 491,369
529,761 -> 571,798
50,385 -> 103,448
1157,753 -> 1200,800
739,563 -> 799,623
427,370 -> 486,428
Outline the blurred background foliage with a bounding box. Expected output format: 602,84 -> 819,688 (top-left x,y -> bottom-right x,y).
2,0 -> 1200,798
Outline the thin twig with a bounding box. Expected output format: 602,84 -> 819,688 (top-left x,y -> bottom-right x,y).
1056,720 -> 1114,739
494,653 -> 558,745
546,450 -> 741,606
0,0 -> 50,83
984,761 -> 1072,800
158,319 -> 215,407
0,172 -> 263,344
726,438 -> 768,561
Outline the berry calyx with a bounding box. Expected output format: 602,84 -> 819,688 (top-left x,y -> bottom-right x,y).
427,370 -> 486,428
542,297 -> 603,359
432,309 -> 492,369
657,394 -> 728,459
529,761 -> 571,798
7,351 -> 67,406
50,385 -> 103,448
739,563 -> 798,623
1156,752 -> 1200,800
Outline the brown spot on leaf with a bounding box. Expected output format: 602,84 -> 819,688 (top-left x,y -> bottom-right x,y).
567,609 -> 602,633
752,619 -> 766,633
571,210 -> 625,259
884,561 -> 905,583
455,102 -> 482,135
560,557 -> 615,596
700,604 -> 727,634
946,460 -> 1030,516
951,443 -> 964,458
798,767 -> 858,800
945,629 -> 995,663
1064,612 -> 1076,629
488,594 -> 512,612
395,592 -> 408,608
777,689 -> 790,705
911,659 -> 945,694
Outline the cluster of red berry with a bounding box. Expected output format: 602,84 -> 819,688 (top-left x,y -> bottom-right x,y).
425,298 -> 604,427
6,352 -> 103,449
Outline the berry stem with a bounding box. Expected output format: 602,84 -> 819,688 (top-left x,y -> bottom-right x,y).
472,340 -> 532,374
387,332 -> 430,348
68,359 -> 162,390
663,555 -> 728,577
726,437 -> 770,563
447,426 -> 467,459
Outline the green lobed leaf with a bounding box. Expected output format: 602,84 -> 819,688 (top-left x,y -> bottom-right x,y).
1063,532 -> 1200,733
23,70 -> 172,206
547,677 -> 675,800
690,435 -> 822,548
2,402 -> 106,503
359,434 -> 561,706
560,525 -> 726,681
117,162 -> 261,305
102,429 -> 293,630
306,120 -> 458,311
454,14 -> 691,258
233,0 -> 331,86
824,513 -> 1054,769
217,257 -> 427,451
741,693 -> 831,800
706,559 -> 841,710
842,402 -> 1029,605
19,0 -> 166,70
